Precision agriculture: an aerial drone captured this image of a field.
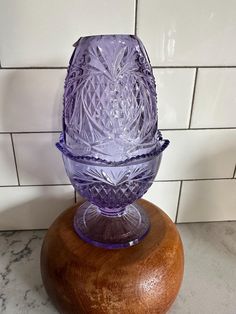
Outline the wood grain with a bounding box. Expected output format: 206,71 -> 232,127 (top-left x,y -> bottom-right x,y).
41,199 -> 184,314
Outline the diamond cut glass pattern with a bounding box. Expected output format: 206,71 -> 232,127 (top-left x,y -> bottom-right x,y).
56,35 -> 169,249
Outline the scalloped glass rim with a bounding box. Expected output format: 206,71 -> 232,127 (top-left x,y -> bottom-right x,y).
56,133 -> 169,166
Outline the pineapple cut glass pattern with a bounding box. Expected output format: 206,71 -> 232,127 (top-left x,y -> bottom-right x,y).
57,35 -> 169,249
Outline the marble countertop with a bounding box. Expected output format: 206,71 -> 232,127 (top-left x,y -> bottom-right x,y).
0,221 -> 236,314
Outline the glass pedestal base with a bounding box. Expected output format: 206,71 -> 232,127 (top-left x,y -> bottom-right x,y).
73,201 -> 150,249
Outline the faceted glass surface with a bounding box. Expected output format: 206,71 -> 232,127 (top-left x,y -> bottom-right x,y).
57,35 -> 169,249
63,35 -> 160,162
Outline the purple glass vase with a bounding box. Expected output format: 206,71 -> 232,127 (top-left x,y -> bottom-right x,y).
57,35 -> 169,249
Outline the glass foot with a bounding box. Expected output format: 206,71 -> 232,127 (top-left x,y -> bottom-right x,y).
73,201 -> 150,249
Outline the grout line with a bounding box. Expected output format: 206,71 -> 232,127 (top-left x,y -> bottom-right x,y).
0,185 -> 21,188
0,177 -> 233,189
21,183 -> 72,187
188,68 -> 198,128
0,131 -> 62,134
0,127 -> 235,135
175,181 -> 183,223
10,134 -> 20,185
154,179 -> 182,183
152,65 -> 236,69
0,184 -> 72,188
233,164 -> 236,178
160,127 -> 236,131
0,66 -> 236,70
154,177 -> 234,183
134,0 -> 138,36
153,66 -> 196,69
0,66 -> 67,70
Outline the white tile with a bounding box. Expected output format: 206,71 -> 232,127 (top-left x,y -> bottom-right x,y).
177,179 -> 236,222
154,68 -> 195,129
191,68 -> 236,128
0,70 -> 65,132
143,181 -> 180,221
13,133 -> 69,185
0,185 -> 74,229
0,134 -> 18,186
137,0 -> 236,66
0,0 -> 135,67
158,129 -> 236,180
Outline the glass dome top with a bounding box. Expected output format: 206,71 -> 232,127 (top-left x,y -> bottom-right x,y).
62,35 -> 165,162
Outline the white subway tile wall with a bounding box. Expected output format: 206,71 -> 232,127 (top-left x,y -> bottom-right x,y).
13,133 -> 69,185
177,180 -> 236,222
144,181 -> 181,222
0,0 -> 235,229
158,129 -> 236,180
0,186 -> 74,229
154,68 -> 196,129
0,0 -> 135,66
0,69 -> 66,131
190,68 -> 236,128
137,0 -> 236,66
0,134 -> 18,186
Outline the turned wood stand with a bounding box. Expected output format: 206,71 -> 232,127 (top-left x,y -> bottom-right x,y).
40,199 -> 184,314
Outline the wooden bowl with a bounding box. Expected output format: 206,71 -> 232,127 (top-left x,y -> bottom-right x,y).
41,199 -> 184,314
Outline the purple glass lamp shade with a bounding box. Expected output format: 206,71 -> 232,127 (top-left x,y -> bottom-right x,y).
56,35 -> 169,249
